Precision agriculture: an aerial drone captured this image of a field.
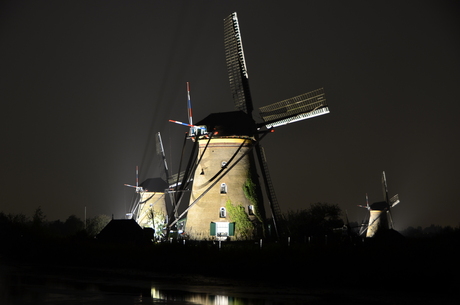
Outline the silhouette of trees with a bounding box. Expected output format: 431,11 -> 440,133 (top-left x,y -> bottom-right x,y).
284,202 -> 343,242
32,206 -> 46,227
86,214 -> 111,237
0,208 -> 110,242
401,223 -> 460,239
63,215 -> 85,236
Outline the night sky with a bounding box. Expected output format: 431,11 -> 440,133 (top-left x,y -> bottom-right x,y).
1,0 -> 459,230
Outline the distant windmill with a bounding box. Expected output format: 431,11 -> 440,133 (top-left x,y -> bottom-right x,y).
124,135 -> 171,240
358,171 -> 400,238
136,177 -> 169,240
170,12 -> 330,241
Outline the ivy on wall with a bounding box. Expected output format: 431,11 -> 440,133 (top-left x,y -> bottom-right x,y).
225,200 -> 253,240
243,171 -> 263,223
147,208 -> 167,241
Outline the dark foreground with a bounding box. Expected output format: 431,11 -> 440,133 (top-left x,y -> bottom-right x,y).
1,235 -> 459,304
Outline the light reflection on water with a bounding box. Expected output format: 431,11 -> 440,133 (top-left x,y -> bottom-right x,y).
0,266 -> 304,305
151,287 -> 257,305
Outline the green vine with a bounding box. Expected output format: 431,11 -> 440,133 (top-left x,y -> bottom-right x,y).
226,200 -> 253,240
243,171 -> 263,223
147,208 -> 167,241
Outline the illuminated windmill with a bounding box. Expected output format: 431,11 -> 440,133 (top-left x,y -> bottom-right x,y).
171,12 -> 330,241
358,171 -> 400,238
136,178 -> 169,240
124,133 -> 171,240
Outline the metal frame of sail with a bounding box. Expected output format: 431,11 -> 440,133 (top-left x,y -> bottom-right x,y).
259,88 -> 329,129
224,12 -> 253,115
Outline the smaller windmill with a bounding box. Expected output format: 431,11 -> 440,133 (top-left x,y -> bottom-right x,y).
358,171 -> 400,238
136,178 -> 169,240
123,136 -> 171,240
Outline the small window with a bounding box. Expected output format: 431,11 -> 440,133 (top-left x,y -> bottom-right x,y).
219,207 -> 226,218
248,205 -> 254,215
220,183 -> 227,194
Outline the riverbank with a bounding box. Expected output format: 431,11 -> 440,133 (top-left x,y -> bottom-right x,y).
1,261 -> 457,305
2,236 -> 459,304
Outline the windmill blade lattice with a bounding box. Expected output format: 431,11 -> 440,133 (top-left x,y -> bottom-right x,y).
224,12 -> 253,115
390,194 -> 400,208
259,88 -> 329,128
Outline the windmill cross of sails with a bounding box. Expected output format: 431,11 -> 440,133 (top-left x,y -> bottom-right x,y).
125,12 -> 331,241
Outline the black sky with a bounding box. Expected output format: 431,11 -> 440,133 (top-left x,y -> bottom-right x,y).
1,0 -> 459,229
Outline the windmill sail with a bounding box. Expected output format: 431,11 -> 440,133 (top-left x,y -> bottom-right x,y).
382,171 -> 389,205
259,88 -> 329,128
256,145 -> 283,237
224,12 -> 253,115
156,132 -> 170,185
390,194 -> 400,208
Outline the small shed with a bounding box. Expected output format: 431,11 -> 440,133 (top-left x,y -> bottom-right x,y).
96,219 -> 152,243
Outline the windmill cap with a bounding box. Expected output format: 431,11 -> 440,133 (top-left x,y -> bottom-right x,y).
195,111 -> 255,137
140,178 -> 168,192
370,201 -> 389,210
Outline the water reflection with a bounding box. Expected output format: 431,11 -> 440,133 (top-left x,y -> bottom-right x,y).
0,265 -> 303,304
150,287 -> 265,305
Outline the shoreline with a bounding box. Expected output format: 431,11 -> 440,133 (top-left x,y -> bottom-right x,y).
1,262 -> 457,305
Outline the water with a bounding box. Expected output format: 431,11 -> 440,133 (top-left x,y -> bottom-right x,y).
0,265 -> 312,305
4,264 -> 449,305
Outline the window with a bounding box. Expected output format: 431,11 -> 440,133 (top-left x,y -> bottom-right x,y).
219,207 -> 226,218
210,222 -> 234,238
220,183 -> 227,194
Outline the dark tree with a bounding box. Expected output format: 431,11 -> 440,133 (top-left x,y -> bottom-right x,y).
284,202 -> 343,242
86,214 -> 111,237
32,206 -> 46,227
63,215 -> 85,236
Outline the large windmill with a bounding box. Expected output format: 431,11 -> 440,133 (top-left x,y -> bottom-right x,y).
173,12 -> 330,241
358,171 -> 401,238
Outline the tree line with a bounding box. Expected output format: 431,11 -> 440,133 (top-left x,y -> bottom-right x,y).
400,223 -> 460,239
0,207 -> 111,240
1,204 -> 458,244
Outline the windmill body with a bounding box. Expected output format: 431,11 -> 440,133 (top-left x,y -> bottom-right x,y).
185,112 -> 265,240
181,12 -> 329,240
366,201 -> 390,238
125,170 -> 170,240
136,178 -> 169,231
